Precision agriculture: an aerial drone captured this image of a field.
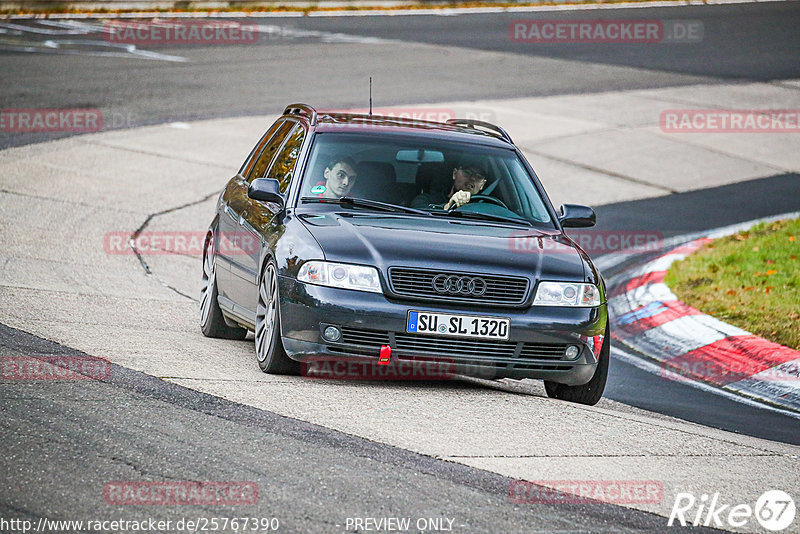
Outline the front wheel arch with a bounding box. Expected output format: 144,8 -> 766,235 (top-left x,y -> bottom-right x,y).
544,324 -> 609,405
255,254 -> 298,374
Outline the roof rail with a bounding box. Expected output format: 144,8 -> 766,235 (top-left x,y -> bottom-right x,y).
446,118 -> 513,144
283,103 -> 318,126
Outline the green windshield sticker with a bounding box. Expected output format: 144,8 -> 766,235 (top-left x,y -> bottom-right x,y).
311,185 -> 326,194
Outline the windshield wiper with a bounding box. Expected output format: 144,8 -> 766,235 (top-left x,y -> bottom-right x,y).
300,196 -> 429,215
300,197 -> 532,226
429,209 -> 533,227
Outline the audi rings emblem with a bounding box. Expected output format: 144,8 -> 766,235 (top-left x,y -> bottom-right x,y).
432,274 -> 487,297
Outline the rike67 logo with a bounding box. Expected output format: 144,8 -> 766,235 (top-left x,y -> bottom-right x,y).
668,490 -> 795,531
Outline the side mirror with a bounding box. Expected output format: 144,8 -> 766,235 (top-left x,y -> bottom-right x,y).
559,204 -> 596,228
248,178 -> 284,208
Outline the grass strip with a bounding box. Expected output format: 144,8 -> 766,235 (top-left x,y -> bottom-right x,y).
665,217 -> 800,350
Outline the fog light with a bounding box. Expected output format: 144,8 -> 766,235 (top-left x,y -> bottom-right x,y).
323,326 -> 341,342
564,345 -> 580,360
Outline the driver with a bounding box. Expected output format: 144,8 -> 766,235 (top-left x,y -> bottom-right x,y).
311,155 -> 358,198
411,163 -> 487,210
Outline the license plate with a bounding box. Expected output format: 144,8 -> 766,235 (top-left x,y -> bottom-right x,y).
406,310 -> 510,340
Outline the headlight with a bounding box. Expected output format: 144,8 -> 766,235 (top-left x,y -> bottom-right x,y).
297,261 -> 382,294
533,282 -> 601,307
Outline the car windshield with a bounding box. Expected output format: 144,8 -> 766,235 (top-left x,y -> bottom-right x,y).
298,133 -> 554,227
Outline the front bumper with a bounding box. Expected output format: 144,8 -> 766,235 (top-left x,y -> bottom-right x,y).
278,276 -> 607,385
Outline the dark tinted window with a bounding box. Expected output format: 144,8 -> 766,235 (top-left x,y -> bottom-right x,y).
246,121 -> 294,183
239,120 -> 286,178
265,124 -> 305,193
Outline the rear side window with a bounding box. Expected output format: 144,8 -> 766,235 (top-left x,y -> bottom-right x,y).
245,121 -> 294,183
239,120 -> 285,178
265,124 -> 305,193
238,122 -> 277,177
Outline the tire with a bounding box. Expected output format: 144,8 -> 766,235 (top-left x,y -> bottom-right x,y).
255,259 -> 299,374
200,232 -> 247,340
544,325 -> 609,406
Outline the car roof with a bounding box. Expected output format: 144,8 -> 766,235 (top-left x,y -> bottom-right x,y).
281,104 -> 515,149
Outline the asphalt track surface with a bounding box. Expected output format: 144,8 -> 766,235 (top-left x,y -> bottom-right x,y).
2,312 -> 781,532
1,322 -> 717,533
1,2 -> 798,149
1,3 -> 799,531
265,2 -> 800,79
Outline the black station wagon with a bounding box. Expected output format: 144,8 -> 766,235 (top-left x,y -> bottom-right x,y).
201,104 -> 609,405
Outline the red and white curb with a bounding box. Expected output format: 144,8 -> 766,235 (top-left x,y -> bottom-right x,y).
606,217 -> 800,414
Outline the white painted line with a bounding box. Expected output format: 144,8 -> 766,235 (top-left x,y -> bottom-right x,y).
608,254 -> 680,285
609,282 -> 677,311
726,373 -> 800,413
253,24 -> 397,45
625,315 -> 730,358
38,39 -> 187,62
0,21 -> 90,34
611,345 -> 800,420
645,253 -> 687,273
37,19 -> 109,33
748,357 -> 800,383
608,294 -> 637,319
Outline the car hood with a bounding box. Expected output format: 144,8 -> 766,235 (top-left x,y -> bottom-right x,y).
298,212 -> 587,282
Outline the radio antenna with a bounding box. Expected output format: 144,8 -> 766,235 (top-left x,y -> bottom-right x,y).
369,77 -> 373,116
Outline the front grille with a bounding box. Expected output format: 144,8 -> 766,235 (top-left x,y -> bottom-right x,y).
329,328 -> 571,367
327,327 -> 389,356
394,332 -> 517,359
513,363 -> 574,371
341,328 -> 390,346
388,267 -> 529,306
519,343 -> 569,360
